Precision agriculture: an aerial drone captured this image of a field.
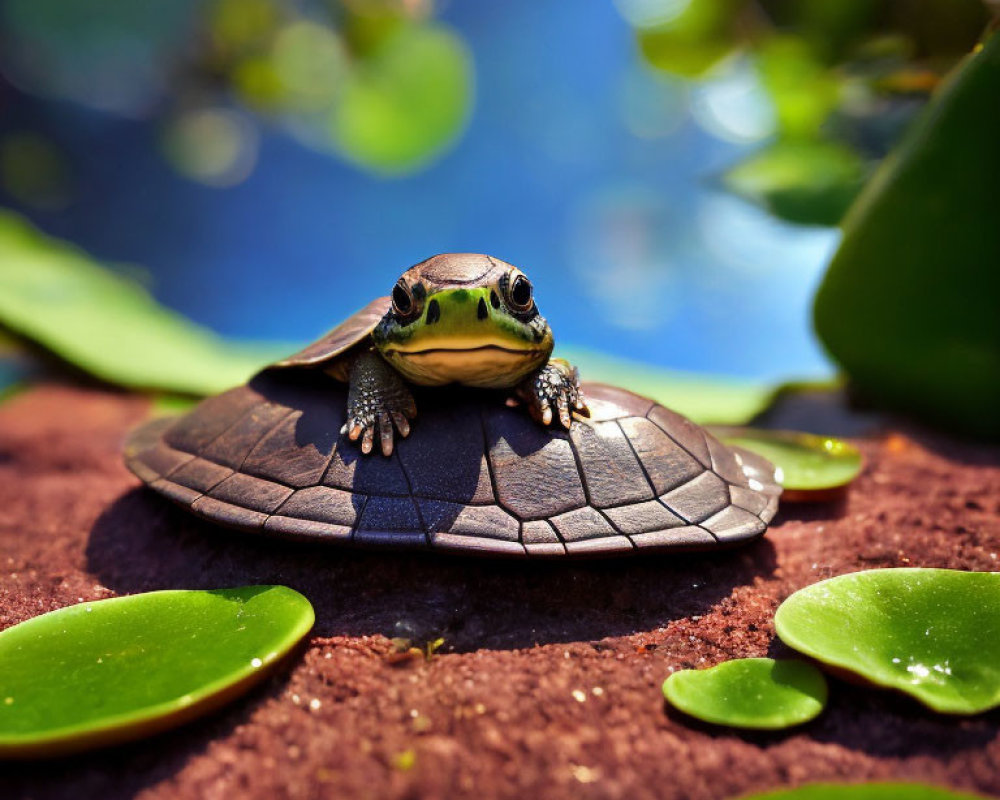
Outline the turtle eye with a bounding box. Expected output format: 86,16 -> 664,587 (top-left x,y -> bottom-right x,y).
391,280 -> 414,317
507,273 -> 533,312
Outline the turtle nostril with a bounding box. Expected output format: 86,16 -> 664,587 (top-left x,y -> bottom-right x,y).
477,297 -> 488,320
426,299 -> 440,324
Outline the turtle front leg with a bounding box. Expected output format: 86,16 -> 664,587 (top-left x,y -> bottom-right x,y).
341,349 -> 417,456
511,358 -> 589,429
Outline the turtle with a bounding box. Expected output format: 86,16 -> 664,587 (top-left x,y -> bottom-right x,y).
124,254 -> 781,557
273,253 -> 587,457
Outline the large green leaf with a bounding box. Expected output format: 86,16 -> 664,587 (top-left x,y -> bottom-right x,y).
755,36 -> 840,140
0,586 -> 314,758
813,32 -> 1000,437
0,211 -> 290,395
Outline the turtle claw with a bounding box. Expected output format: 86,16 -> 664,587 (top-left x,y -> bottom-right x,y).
343,408 -> 414,457
516,358 -> 588,430
343,410 -> 412,457
361,427 -> 375,454
344,350 -> 418,456
557,395 -> 571,428
345,421 -> 363,440
390,411 -> 411,439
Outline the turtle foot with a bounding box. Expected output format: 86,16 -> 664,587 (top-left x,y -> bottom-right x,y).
343,350 -> 417,456
514,358 -> 589,430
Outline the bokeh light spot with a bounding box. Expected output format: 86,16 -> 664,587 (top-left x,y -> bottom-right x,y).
272,21 -> 346,110
691,58 -> 776,143
162,108 -> 259,187
620,65 -> 688,139
613,0 -> 692,29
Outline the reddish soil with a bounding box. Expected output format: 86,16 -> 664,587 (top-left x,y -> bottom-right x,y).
1,384 -> 999,800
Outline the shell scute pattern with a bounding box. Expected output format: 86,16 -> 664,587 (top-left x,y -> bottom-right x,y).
570,421 -> 654,508
661,471 -> 731,524
242,410 -> 335,488
169,458 -> 233,494
162,384 -> 263,454
125,372 -> 779,557
484,408 -> 587,520
396,407 -> 494,504
619,417 -> 706,496
209,472 -> 293,514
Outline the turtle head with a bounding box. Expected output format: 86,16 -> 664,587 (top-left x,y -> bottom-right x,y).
371,254 -> 554,388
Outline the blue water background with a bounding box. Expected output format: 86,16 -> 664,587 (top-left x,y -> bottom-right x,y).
4,1 -> 838,383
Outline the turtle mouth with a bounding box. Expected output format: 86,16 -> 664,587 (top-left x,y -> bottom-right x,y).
389,344 -> 539,358
383,343 -> 547,388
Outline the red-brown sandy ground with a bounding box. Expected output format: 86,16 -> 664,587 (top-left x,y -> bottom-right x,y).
1,384 -> 999,800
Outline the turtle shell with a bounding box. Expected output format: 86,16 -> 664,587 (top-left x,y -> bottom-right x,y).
271,297 -> 390,368
125,371 -> 780,557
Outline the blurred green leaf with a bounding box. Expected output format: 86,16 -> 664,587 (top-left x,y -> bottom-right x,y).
814,31 -> 1000,437
637,0 -> 745,79
330,23 -> 472,175
756,36 -> 841,138
631,0 -> 989,235
209,0 -> 280,56
561,347 -> 775,425
149,393 -> 200,417
879,0 -> 990,64
0,211 -> 291,396
722,139 -> 866,226
758,0 -> 876,63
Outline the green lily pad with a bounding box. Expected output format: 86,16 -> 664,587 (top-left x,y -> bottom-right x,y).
0,586 -> 314,758
775,569 -> 1000,714
712,427 -> 863,500
662,658 -> 827,730
0,210 -> 290,396
739,782 -> 988,800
